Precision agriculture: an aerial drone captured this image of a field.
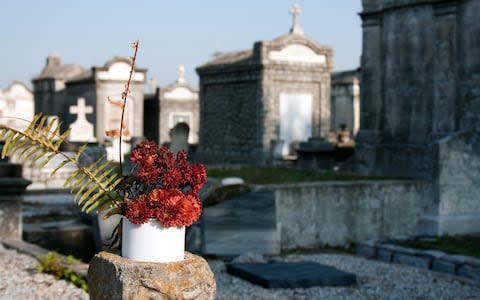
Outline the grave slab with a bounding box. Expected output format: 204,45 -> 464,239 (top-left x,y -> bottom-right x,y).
226,262 -> 356,288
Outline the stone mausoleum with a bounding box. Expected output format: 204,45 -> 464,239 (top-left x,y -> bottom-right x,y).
356,0 -> 480,235
32,54 -> 147,160
196,5 -> 333,164
330,69 -> 360,136
0,81 -> 34,131
144,66 -> 199,147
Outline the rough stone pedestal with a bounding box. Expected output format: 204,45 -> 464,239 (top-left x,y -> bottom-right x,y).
0,163 -> 31,240
88,251 -> 216,300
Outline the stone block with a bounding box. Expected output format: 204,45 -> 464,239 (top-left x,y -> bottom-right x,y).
88,251 -> 215,300
422,250 -> 447,260
418,214 -> 480,236
0,163 -> 31,240
432,259 -> 456,275
393,253 -> 431,269
457,264 -> 480,281
377,249 -> 393,262
356,243 -> 376,258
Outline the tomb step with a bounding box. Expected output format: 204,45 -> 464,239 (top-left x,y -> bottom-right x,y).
23,222 -> 96,262
203,229 -> 280,257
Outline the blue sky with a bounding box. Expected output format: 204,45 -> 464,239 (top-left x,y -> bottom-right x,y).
0,1 -> 362,89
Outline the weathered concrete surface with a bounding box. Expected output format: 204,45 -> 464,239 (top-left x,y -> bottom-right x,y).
274,180 -> 433,248
0,163 -> 31,240
203,190 -> 279,257
356,0 -> 480,179
418,132 -> 480,235
356,0 -> 480,236
88,251 -> 216,300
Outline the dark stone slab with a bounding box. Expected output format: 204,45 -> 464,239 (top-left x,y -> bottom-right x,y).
432,259 -> 456,275
356,242 -> 377,258
377,249 -> 393,262
226,262 -> 357,288
393,253 -> 431,269
457,264 -> 480,281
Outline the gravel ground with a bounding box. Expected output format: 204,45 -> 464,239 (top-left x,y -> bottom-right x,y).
0,244 -> 88,300
1,243 -> 479,300
210,253 -> 480,300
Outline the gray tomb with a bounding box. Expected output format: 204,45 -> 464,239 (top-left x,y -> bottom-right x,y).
355,0 -> 480,236
169,122 -> 190,155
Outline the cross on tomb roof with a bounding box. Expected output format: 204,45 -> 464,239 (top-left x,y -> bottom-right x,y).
176,65 -> 186,84
289,4 -> 304,35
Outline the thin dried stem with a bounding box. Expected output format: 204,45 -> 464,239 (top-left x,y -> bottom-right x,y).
119,41 -> 139,172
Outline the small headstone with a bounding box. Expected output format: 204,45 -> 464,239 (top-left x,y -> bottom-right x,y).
227,262 -> 357,288
69,98 -> 96,142
169,122 -> 189,155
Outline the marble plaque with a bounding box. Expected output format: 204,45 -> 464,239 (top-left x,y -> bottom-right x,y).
279,93 -> 312,156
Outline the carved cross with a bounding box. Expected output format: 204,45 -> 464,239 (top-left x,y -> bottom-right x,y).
69,98 -> 93,122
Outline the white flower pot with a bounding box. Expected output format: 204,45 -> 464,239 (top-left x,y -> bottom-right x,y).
122,218 -> 185,263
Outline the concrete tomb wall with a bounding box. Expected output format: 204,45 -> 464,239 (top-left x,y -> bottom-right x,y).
273,180 -> 433,249
356,0 -> 480,235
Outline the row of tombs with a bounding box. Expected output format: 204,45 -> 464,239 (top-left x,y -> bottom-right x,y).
0,0 -> 479,257
0,12 -> 360,190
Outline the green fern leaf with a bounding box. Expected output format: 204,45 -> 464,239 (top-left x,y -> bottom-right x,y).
39,153 -> 57,169
76,185 -> 97,206
73,144 -> 88,162
81,191 -> 104,212
51,159 -> 72,176
55,130 -> 70,150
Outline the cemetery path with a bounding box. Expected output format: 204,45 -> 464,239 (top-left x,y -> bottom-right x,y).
0,243 -> 88,299
203,190 -> 280,257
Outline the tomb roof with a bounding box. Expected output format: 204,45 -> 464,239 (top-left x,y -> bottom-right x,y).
199,49 -> 253,67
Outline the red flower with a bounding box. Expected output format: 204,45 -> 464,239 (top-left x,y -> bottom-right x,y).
131,140 -> 158,165
137,166 -> 161,186
189,163 -> 207,194
125,197 -> 151,224
125,140 -> 207,227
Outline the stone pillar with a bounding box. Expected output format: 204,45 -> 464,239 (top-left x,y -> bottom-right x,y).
432,2 -> 458,136
354,12 -> 383,174
0,163 -> 31,240
88,251 -> 216,300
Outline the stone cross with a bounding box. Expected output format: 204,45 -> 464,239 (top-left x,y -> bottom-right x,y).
70,98 -> 93,122
69,97 -> 96,142
176,65 -> 186,84
289,4 -> 304,35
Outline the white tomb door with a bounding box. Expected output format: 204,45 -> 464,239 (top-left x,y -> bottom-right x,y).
279,93 -> 313,156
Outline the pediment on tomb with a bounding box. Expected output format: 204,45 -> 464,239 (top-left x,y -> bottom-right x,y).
163,87 -> 198,101
268,44 -> 326,64
97,58 -> 145,82
4,82 -> 32,98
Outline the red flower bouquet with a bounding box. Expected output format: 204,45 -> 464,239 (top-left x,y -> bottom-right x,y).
123,140 -> 206,228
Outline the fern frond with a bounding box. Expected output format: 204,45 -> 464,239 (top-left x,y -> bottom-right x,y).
51,159 -> 71,175
76,185 -> 97,206
0,113 -> 123,214
38,153 -> 57,169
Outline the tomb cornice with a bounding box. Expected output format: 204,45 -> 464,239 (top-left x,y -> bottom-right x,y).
361,0 -> 456,16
